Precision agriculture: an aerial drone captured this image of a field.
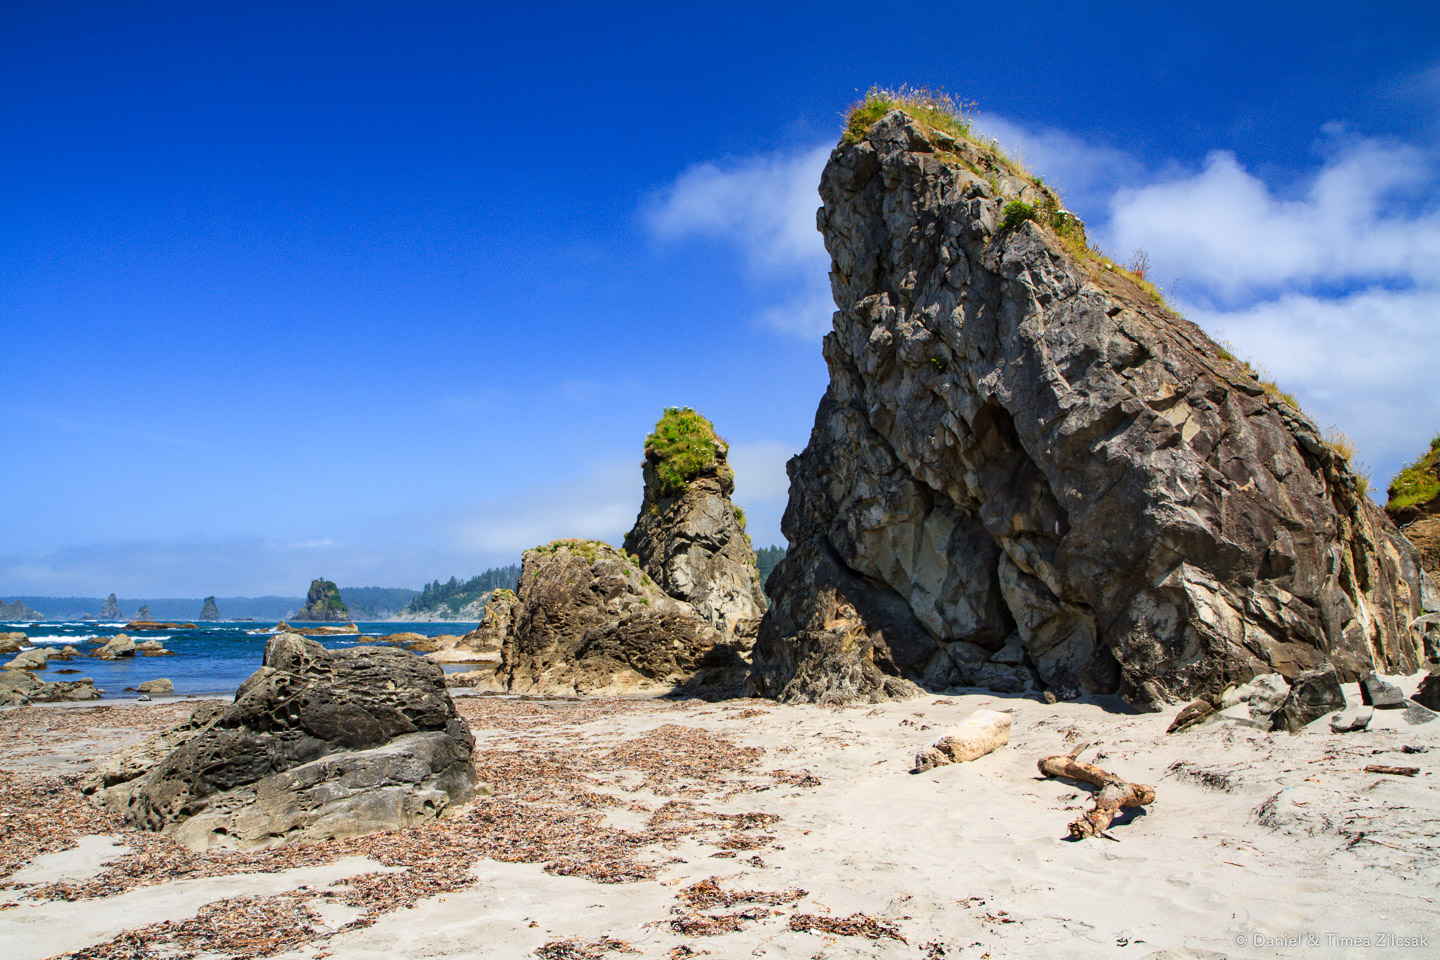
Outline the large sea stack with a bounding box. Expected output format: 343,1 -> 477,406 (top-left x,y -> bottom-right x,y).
623,407 -> 767,639
752,103 -> 1431,710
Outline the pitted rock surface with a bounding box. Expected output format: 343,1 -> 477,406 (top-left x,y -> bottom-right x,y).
492,540 -> 741,696
753,110 -> 1428,709
85,633 -> 478,850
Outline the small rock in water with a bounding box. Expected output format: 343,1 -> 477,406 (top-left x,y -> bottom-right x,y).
914,709 -> 1011,772
1329,705 -> 1373,733
136,678 -> 174,695
1402,699 -> 1438,725
1359,672 -> 1406,709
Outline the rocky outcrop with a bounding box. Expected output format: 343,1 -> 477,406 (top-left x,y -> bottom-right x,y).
292,580 -> 349,622
101,593 -> 121,619
488,540 -> 737,696
0,670 -> 99,706
0,599 -> 43,620
623,408 -> 767,640
4,647 -> 50,671
753,108 -> 1429,710
199,596 -> 221,621
274,621 -> 359,636
85,633 -> 479,851
459,589 -> 518,656
0,633 -> 26,654
1271,664 -> 1346,732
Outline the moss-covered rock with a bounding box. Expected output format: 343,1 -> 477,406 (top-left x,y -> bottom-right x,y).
292,579 -> 350,622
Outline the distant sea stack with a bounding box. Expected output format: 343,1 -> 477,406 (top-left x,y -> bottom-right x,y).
292,579 -> 350,622
101,593 -> 121,619
0,599 -> 43,621
137,604 -> 151,620
199,596 -> 221,621
623,407 -> 767,639
752,96 -> 1431,710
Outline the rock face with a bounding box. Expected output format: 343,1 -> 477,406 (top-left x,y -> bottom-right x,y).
199,596 -> 221,621
752,108 -> 1429,709
623,408 -> 767,640
101,593 -> 121,619
490,540 -> 736,696
292,580 -> 349,622
86,633 -> 479,851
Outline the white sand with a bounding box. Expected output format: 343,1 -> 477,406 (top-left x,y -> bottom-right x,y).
3,679 -> 1437,960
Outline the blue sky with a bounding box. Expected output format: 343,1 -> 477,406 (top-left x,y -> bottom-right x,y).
3,1 -> 1438,596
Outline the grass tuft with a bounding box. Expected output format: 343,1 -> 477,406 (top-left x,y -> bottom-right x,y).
1386,435 -> 1440,515
843,85 -> 974,145
645,407 -> 732,497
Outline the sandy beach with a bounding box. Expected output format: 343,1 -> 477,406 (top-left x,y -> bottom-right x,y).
1,681 -> 1436,960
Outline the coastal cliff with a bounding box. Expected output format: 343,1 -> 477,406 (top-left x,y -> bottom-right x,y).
753,98 -> 1431,709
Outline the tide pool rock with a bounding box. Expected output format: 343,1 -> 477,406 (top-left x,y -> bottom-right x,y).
1,670 -> 99,705
3,648 -> 50,671
86,633 -> 479,851
96,634 -> 136,660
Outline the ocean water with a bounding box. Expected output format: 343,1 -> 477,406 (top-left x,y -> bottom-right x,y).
1,620 -> 478,700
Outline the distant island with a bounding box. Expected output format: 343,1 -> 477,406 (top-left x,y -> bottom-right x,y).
392,565 -> 521,620
292,579 -> 350,621
199,596 -> 221,620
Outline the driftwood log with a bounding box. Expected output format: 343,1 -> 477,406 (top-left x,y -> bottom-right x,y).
1038,743 -> 1156,839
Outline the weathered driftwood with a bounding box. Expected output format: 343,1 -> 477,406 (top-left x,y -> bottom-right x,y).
1363,764 -> 1419,777
1038,743 -> 1155,839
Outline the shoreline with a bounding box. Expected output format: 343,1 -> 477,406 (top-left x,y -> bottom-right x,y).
2,676 -> 1436,959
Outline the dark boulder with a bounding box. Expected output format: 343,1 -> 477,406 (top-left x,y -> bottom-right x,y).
85,633 -> 479,850
1271,664 -> 1346,732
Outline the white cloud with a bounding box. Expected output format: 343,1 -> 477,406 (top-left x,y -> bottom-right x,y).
648,144 -> 833,336
1105,138 -> 1440,302
443,459 -> 639,555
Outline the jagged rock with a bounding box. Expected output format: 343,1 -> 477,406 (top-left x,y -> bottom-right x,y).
291,580 -> 349,622
456,589 -> 518,656
753,108 -> 1426,709
1330,705 -> 1373,732
1167,699 -> 1216,733
1359,672 -> 1405,709
101,593 -> 121,619
96,634 -> 136,660
136,678 -> 174,695
85,634 -> 479,851
0,633 -> 27,654
494,539 -> 739,696
1,669 -> 99,705
199,596 -> 221,621
4,648 -> 50,671
623,408 -> 767,640
1271,664 -> 1346,732
914,709 -> 1011,770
